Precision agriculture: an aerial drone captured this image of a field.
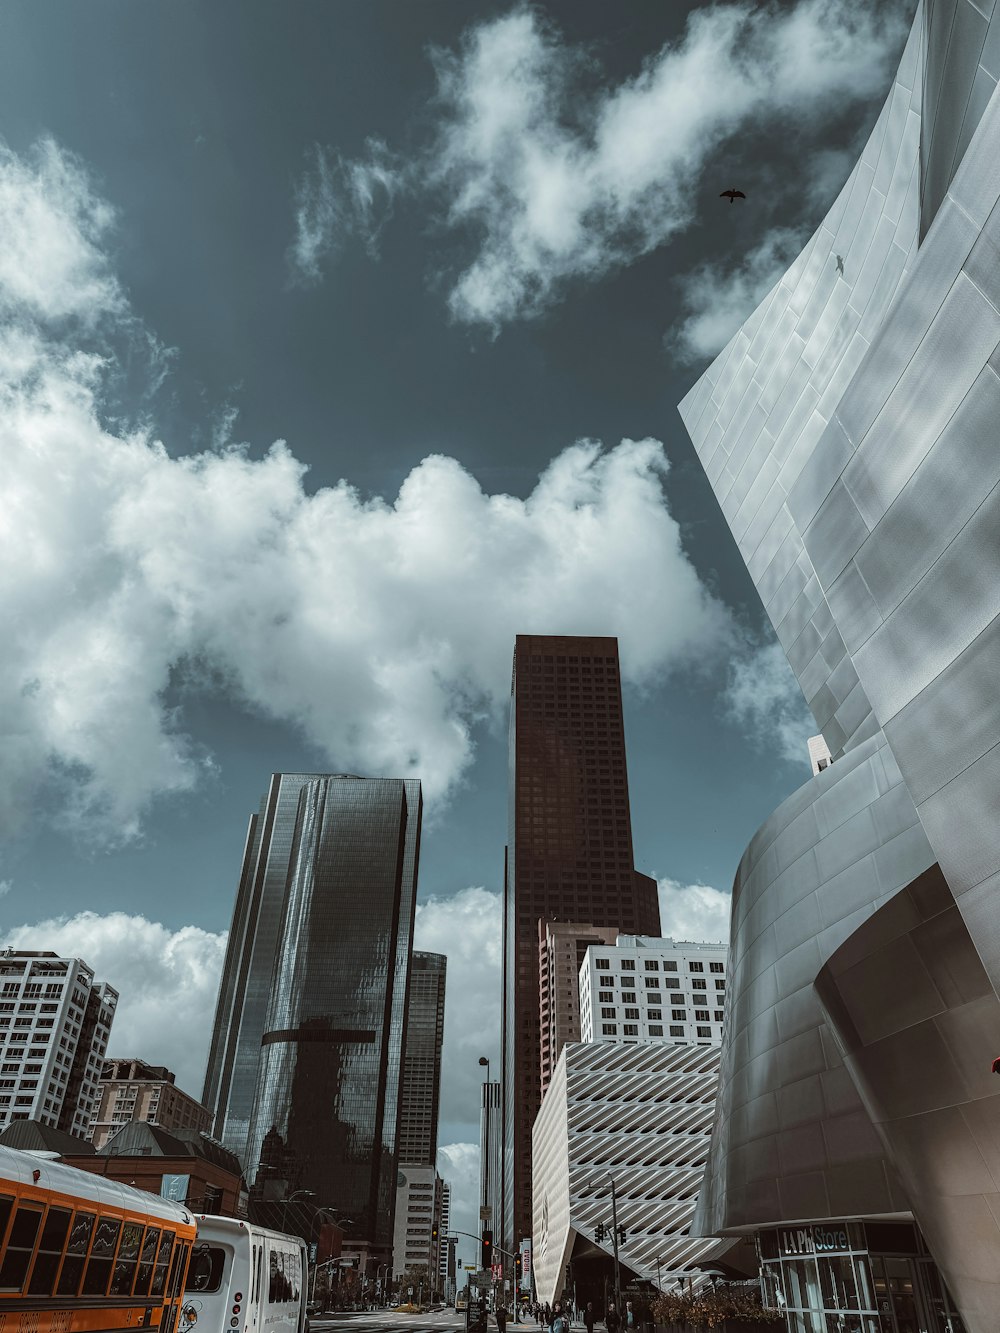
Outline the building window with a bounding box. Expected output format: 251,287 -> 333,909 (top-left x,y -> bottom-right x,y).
714,1010 -> 725,1022
671,1009 -> 687,1021
665,978 -> 680,989
669,1025 -> 685,1037
644,960 -> 659,971
644,978 -> 660,989
621,960 -> 635,971
601,1007 -> 617,1020
599,991 -> 614,1003
648,1025 -> 663,1036
623,1024 -> 638,1036
693,979 -> 707,990
715,980 -> 726,991
624,1008 -> 639,1020
697,1026 -> 711,1038
689,962 -> 704,973
664,962 -> 677,972
710,962 -> 724,973
621,977 -> 635,989
602,1023 -> 617,1035
648,1008 -> 662,1020
596,959 -> 610,971
695,1010 -> 710,1022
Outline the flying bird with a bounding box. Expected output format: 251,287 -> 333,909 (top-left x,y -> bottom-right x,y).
719,188 -> 746,204
836,254 -> 845,276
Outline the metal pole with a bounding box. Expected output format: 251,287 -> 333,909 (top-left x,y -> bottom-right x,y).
609,1176 -> 622,1317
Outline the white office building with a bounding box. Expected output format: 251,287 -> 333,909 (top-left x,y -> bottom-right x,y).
579,936 -> 727,1047
0,951 -> 118,1138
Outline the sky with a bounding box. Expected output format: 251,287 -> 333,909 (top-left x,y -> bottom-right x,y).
0,0 -> 911,1265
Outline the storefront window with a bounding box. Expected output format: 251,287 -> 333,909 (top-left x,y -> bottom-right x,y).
819,1256 -> 859,1310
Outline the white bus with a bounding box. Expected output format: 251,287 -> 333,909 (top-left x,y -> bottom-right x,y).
181,1216 -> 307,1333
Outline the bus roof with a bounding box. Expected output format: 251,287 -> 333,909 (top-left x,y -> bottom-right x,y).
0,1143 -> 195,1227
194,1215 -> 307,1247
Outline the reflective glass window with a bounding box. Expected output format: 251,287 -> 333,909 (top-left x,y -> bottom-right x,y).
57,1211 -> 94,1296
28,1206 -> 71,1295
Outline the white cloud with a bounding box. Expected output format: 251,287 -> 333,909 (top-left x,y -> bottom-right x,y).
437,1141 -> 480,1266
414,887 -> 501,1133
0,912 -> 227,1098
724,639 -> 815,765
290,140 -> 404,282
305,0 -> 907,329
657,878 -> 731,944
0,134 -> 734,846
670,226 -> 805,364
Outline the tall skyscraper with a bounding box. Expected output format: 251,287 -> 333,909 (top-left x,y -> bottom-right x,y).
203,772 -> 326,1159
0,951 -> 117,1139
480,1080 -> 502,1242
502,635 -> 661,1250
537,920 -> 618,1094
398,951 -> 447,1167
209,773 -> 421,1266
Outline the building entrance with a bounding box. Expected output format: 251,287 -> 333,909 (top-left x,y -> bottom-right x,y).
757,1222 -> 964,1333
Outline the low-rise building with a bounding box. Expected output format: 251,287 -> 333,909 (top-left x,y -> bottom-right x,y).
88,1057 -> 212,1148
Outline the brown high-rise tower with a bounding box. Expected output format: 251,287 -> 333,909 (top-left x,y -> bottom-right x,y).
501,635 -> 660,1251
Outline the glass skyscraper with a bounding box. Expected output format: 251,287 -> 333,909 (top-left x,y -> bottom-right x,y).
205,773 -> 421,1260
397,950 -> 447,1167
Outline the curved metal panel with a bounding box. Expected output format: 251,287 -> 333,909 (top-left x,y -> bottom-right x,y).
693,734 -> 933,1237
817,865 -> 1000,1329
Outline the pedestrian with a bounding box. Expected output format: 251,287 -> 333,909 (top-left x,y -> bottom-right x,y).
584,1302 -> 596,1333
625,1303 -> 634,1329
497,1302 -> 508,1333
605,1303 -> 620,1333
552,1305 -> 569,1333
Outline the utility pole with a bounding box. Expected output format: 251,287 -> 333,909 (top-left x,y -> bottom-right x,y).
609,1176 -> 622,1316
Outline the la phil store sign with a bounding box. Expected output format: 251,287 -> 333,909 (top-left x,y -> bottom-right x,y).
779,1225 -> 851,1257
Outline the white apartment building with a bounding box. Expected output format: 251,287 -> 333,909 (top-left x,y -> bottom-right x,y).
0,951 -> 118,1138
579,936 -> 727,1047
392,1164 -> 444,1285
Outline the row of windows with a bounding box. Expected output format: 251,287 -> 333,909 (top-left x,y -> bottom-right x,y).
599,1022 -> 716,1038
595,958 -> 724,973
0,1196 -> 183,1299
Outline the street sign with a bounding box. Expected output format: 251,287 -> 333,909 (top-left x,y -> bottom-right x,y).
479,1206 -> 492,1221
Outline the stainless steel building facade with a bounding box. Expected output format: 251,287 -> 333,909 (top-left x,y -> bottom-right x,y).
678,4 -> 1000,1329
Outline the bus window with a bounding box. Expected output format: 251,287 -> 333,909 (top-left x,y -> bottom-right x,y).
82,1215 -> 122,1296
255,1243 -> 262,1304
136,1226 -> 161,1296
0,1196 -> 13,1248
57,1212 -> 94,1296
151,1231 -> 175,1296
27,1206 -> 71,1295
0,1204 -> 42,1292
110,1220 -> 144,1295
188,1244 -> 226,1293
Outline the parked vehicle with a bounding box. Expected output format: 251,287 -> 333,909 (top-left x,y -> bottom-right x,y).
182,1215 -> 308,1333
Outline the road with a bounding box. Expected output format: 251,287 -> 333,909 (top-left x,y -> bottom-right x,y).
311,1315 -> 561,1333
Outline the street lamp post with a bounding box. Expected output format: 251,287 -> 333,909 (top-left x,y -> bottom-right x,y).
609,1176 -> 623,1317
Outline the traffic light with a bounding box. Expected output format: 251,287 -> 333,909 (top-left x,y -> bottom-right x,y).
481,1229 -> 493,1267
594,1223 -> 607,1243
515,1253 -> 522,1281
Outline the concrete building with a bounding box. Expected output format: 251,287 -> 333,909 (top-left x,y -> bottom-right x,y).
392,1164 -> 441,1284
538,921 -> 619,1094
503,635 -> 661,1251
398,952 -> 447,1168
0,951 -> 117,1139
439,1181 -> 455,1302
579,937 -> 726,1047
531,1042 -> 746,1309
677,3 -> 1000,1327
806,735 -> 832,777
88,1058 -> 211,1149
